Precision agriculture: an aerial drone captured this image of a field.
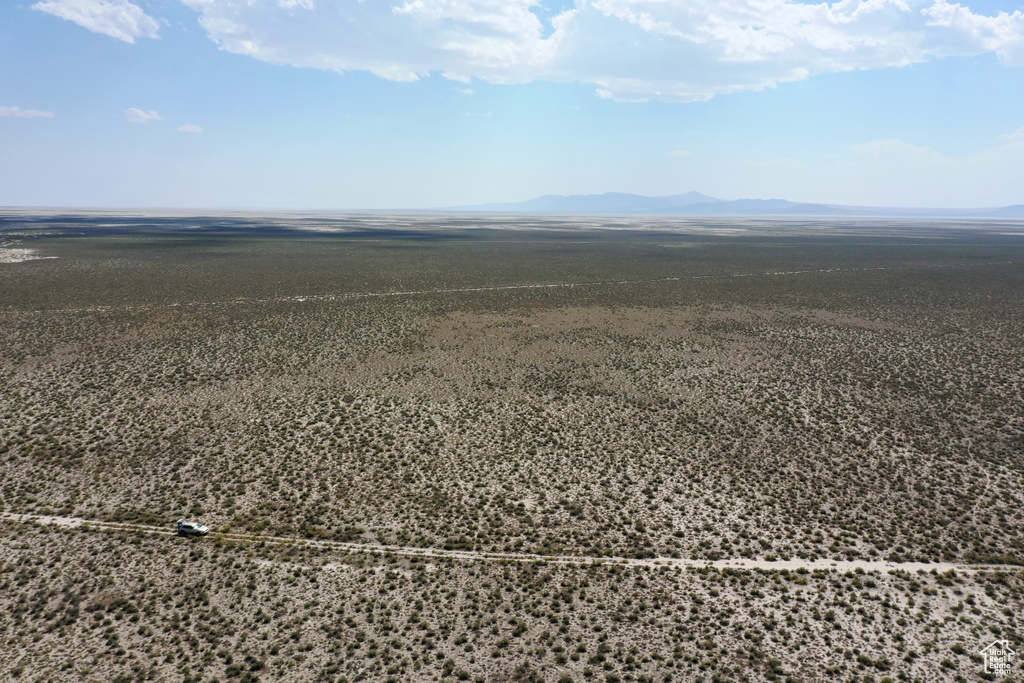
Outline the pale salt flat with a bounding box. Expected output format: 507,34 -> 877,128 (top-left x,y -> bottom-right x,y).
0,248 -> 57,263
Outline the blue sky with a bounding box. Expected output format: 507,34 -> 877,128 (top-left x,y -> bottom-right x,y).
2,0 -> 1024,209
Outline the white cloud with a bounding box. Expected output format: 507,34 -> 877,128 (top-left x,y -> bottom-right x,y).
804,129 -> 1024,206
178,0 -> 1024,102
125,107 -> 162,123
670,149 -> 691,158
674,128 -> 1024,207
178,124 -> 204,132
922,1 -> 1024,65
442,72 -> 472,84
33,0 -> 160,43
180,0 -> 558,84
0,106 -> 55,119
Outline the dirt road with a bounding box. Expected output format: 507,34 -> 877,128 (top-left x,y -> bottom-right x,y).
9,265 -> 949,315
3,512 -> 1018,574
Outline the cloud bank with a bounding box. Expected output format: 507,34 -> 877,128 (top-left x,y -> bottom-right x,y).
33,0 -> 160,43
125,107 -> 162,123
715,126 -> 1024,207
176,0 -> 1024,101
0,106 -> 55,119
838,126 -> 1024,206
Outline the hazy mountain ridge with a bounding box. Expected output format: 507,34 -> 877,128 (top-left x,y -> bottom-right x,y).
453,192 -> 1024,217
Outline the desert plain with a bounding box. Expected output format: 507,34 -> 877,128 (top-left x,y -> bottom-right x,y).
1,212 -> 1022,682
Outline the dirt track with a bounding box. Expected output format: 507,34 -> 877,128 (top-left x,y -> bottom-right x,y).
8,264 -> 939,315
3,512 -> 1018,574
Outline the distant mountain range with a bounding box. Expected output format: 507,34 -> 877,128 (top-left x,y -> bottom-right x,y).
450,192 -> 1024,217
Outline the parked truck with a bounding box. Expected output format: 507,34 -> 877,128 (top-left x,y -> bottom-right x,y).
176,519 -> 209,537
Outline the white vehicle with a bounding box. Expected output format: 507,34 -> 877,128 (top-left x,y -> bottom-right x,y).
176,519 -> 209,536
